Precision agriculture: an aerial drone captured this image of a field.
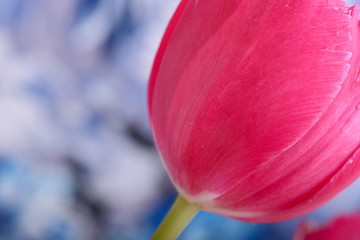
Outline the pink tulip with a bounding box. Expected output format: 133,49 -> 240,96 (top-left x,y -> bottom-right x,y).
294,211 -> 360,240
148,0 -> 360,225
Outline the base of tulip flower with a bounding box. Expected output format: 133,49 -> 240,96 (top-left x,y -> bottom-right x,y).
150,194 -> 200,240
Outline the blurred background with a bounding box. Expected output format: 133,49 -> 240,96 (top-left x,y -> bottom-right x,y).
0,0 -> 359,239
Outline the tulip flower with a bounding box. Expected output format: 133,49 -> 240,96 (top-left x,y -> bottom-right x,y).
148,0 -> 360,239
293,211 -> 360,240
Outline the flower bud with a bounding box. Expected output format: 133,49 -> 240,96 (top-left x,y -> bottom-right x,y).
148,0 -> 360,223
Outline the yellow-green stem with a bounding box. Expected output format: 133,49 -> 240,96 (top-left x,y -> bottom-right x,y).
150,194 -> 200,240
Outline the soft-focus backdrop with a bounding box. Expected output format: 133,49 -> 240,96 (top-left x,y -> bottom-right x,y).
0,0 -> 359,240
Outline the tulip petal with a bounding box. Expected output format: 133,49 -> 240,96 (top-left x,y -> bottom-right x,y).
149,0 -> 360,222
199,4 -> 360,222
294,211 -> 360,240
148,0 -> 243,190
149,0 -> 358,201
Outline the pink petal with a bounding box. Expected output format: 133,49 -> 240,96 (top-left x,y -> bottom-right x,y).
294,211 -> 360,240
149,0 -> 360,222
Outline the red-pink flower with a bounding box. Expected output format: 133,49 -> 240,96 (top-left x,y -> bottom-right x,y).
294,211 -> 360,240
148,0 -> 360,223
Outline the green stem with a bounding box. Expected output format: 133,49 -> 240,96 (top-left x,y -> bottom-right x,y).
151,194 -> 200,240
